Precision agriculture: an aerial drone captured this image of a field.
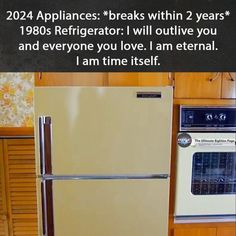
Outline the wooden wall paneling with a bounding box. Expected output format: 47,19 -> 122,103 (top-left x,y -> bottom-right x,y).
174,228 -> 217,236
221,72 -> 236,99
217,227 -> 236,236
0,140 -> 9,235
35,72 -> 108,86
138,72 -> 173,86
4,139 -> 38,236
108,73 -> 139,86
174,73 -> 222,98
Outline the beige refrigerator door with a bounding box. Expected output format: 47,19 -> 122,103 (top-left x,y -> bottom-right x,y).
35,87 -> 173,175
40,179 -> 169,236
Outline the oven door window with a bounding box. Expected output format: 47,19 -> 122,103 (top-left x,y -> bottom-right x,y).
192,152 -> 236,195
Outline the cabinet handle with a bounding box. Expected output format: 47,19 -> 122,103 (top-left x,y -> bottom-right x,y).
39,72 -> 42,80
168,72 -> 174,86
209,72 -> 221,82
227,72 -> 235,81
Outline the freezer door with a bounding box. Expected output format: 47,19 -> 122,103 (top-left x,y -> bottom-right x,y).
39,179 -> 169,236
35,87 -> 173,175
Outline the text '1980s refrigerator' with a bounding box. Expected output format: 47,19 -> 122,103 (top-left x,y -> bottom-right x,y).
34,86 -> 173,236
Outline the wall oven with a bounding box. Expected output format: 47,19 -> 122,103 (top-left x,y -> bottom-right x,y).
175,106 -> 236,219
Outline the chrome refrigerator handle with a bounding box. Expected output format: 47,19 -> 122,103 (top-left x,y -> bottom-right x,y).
39,116 -> 52,175
39,116 -> 54,236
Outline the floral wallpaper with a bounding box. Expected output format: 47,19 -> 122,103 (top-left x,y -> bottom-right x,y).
0,73 -> 34,127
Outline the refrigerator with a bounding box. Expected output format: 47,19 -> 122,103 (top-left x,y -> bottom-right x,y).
34,86 -> 173,236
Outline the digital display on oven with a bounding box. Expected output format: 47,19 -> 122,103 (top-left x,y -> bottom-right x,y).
191,152 -> 236,195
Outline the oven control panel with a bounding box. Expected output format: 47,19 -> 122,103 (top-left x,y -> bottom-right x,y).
180,106 -> 236,131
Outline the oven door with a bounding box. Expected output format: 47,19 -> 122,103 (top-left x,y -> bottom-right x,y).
175,132 -> 236,216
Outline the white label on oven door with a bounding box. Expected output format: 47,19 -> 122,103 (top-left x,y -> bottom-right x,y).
191,138 -> 236,147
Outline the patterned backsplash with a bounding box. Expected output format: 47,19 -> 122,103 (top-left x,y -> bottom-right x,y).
0,73 -> 34,127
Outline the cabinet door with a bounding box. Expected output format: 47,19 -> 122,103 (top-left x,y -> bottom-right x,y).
108,72 -> 173,86
108,73 -> 139,86
0,140 -> 9,236
174,228 -> 216,236
221,73 -> 236,99
35,72 -> 108,86
138,72 -> 173,86
217,227 -> 236,236
174,72 -> 221,98
4,139 -> 38,236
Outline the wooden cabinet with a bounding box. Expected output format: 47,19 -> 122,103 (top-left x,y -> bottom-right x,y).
138,72 -> 172,86
174,73 -> 222,98
0,138 -> 38,236
174,228 -> 216,236
0,140 -> 9,236
35,72 -> 108,86
221,73 -> 236,99
35,72 -> 235,99
174,72 -> 236,99
35,72 -> 173,87
217,227 -> 236,236
173,226 -> 236,236
172,224 -> 236,236
108,73 -> 139,86
108,72 -> 172,86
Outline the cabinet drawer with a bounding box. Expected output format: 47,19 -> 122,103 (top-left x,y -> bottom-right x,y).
217,227 -> 236,236
174,228 -> 216,236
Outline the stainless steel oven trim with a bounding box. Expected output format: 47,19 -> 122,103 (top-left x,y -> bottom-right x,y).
180,127 -> 236,132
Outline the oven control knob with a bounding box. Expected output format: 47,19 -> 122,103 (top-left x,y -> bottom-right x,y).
219,113 -> 226,121
205,113 -> 213,121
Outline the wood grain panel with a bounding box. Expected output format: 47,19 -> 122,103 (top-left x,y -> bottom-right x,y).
221,73 -> 236,99
174,99 -> 236,105
35,72 -> 108,86
108,72 -> 172,86
35,72 -> 173,87
0,140 -> 9,235
217,227 -> 236,236
108,72 -> 139,86
174,72 -> 222,98
174,227 -> 216,236
138,72 -> 172,86
4,139 -> 38,236
0,128 -> 34,137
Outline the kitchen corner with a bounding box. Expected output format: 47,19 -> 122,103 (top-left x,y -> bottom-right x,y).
0,72 -> 235,236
